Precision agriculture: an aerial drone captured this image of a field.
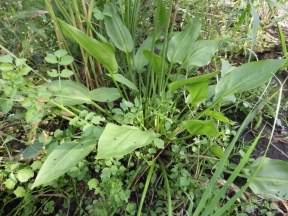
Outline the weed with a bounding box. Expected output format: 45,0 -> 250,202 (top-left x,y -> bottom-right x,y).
1,1 -> 288,215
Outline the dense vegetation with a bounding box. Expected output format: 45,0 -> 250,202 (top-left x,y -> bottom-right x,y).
0,0 -> 288,215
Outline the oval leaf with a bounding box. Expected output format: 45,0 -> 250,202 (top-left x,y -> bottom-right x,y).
184,40 -> 218,69
215,59 -> 286,99
89,87 -> 121,102
167,18 -> 201,64
249,157 -> 288,199
41,80 -> 92,106
32,137 -> 97,188
108,73 -> 138,91
104,3 -> 134,53
16,168 -> 34,183
58,19 -> 118,73
97,123 -> 155,159
203,110 -> 231,124
143,50 -> 168,74
169,72 -> 218,92
186,81 -> 209,105
182,119 -> 219,137
134,37 -> 154,72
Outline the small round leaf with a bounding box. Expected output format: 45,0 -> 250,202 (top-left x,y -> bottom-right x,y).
16,168 -> 34,183
60,69 -> 74,78
59,55 -> 74,66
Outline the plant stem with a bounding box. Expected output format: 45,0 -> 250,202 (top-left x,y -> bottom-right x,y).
159,160 -> 173,216
137,161 -> 156,216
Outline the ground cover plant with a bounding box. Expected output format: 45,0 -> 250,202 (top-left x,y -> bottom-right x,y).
0,0 -> 288,215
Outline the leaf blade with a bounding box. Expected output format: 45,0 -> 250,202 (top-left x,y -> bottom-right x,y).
169,72 -> 218,92
182,120 -> 219,137
32,136 -> 97,188
104,3 -> 134,53
215,59 -> 286,99
58,19 -> 118,73
249,157 -> 288,199
89,87 -> 121,102
97,124 -> 155,159
167,18 -> 201,64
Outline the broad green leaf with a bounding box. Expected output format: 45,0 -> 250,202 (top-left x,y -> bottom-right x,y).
41,80 -> 92,106
143,50 -> 168,74
169,72 -> 218,92
19,65 -> 32,75
203,110 -> 231,124
47,69 -> 59,78
31,161 -> 42,171
221,59 -> 235,77
16,168 -> 34,183
0,55 -> 13,63
20,141 -> 43,160
0,63 -> 14,72
14,186 -> 26,198
60,69 -> 74,78
215,59 -> 286,99
97,123 -> 155,159
32,135 -> 98,188
59,55 -> 74,66
58,19 -> 118,73
186,81 -> 208,105
0,98 -> 13,113
153,138 -> 165,149
108,73 -> 138,91
103,3 -> 134,53
154,0 -> 171,36
15,58 -> 26,66
45,54 -> 58,64
54,49 -> 68,58
182,120 -> 219,137
134,37 -> 154,72
93,7 -> 104,20
4,179 -> 16,190
184,40 -> 218,69
167,18 -> 201,64
25,107 -> 44,123
210,145 -> 225,159
88,178 -> 98,190
250,157 -> 288,199
89,87 -> 121,102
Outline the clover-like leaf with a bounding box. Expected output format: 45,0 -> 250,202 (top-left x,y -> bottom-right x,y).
45,54 -> 58,64
14,186 -> 26,198
16,168 -> 34,183
47,69 -> 59,78
60,69 -> 74,78
59,55 -> 74,66
54,49 -> 68,58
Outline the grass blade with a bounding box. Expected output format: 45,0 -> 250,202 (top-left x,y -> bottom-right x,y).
192,101 -> 265,216
201,128 -> 264,216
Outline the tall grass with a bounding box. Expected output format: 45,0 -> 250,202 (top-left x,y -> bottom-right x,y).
45,0 -> 104,88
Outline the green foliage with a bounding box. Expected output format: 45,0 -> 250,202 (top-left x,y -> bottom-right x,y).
183,40 -> 219,69
16,168 -> 34,183
108,73 -> 138,91
40,80 -> 92,106
58,19 -> 118,74
97,123 -> 158,159
90,87 -> 121,102
32,129 -> 100,188
249,157 -> 288,199
103,3 -> 134,53
182,120 -> 219,137
167,18 -> 201,64
215,59 -> 286,99
1,0 -> 287,215
169,72 -> 218,92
